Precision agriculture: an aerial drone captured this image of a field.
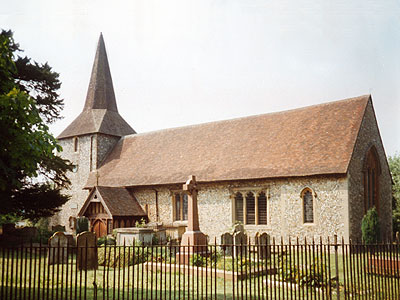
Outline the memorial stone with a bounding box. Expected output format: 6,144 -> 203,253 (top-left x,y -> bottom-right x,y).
258,232 -> 271,260
77,231 -> 98,270
220,232 -> 233,256
179,175 -> 207,263
234,231 -> 248,257
48,232 -> 69,264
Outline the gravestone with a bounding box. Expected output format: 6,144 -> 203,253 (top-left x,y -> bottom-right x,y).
77,231 -> 98,270
258,232 -> 271,260
52,225 -> 66,232
234,231 -> 248,257
220,232 -> 233,256
48,232 -> 69,264
233,223 -> 244,233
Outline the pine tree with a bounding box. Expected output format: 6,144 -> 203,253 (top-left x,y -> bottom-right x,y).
0,29 -> 73,222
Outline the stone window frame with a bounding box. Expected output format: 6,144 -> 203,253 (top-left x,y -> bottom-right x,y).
171,190 -> 189,223
300,187 -> 317,225
231,187 -> 270,227
73,136 -> 79,152
363,145 -> 381,214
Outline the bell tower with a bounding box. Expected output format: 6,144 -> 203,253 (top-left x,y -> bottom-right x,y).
54,34 -> 135,231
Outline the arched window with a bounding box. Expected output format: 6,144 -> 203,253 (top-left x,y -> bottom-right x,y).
246,192 -> 256,224
302,188 -> 314,223
363,146 -> 381,213
258,191 -> 267,225
73,137 -> 79,152
174,192 -> 188,221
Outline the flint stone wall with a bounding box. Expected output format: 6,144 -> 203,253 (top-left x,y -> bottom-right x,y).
347,100 -> 392,241
52,133 -> 120,233
132,175 -> 348,243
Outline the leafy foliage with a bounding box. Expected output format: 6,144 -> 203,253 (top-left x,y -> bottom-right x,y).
33,218 -> 53,243
389,154 -> 400,236
361,207 -> 380,244
191,253 -> 207,267
278,254 -> 328,288
0,30 -> 73,221
97,236 -> 116,246
134,218 -> 147,228
97,243 -> 152,267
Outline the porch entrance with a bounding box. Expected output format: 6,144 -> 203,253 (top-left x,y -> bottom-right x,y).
92,219 -> 107,238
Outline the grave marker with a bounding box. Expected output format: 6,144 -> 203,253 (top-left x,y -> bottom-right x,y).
77,231 -> 98,270
48,232 -> 68,264
221,232 -> 233,256
179,175 -> 207,263
258,232 -> 271,259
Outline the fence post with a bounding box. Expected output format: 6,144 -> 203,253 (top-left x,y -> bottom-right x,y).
334,234 -> 340,300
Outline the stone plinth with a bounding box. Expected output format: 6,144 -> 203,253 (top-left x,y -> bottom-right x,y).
115,227 -> 167,246
178,230 -> 208,264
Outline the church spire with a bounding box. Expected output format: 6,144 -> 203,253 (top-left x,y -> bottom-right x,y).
57,33 -> 135,139
84,33 -> 118,112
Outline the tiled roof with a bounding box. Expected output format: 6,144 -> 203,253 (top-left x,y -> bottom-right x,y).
58,34 -> 135,139
58,109 -> 135,138
86,95 -> 370,188
96,186 -> 146,217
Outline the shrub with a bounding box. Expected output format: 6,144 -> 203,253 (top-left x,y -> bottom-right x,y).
361,207 -> 380,244
33,218 -> 53,243
277,253 -> 327,288
152,234 -> 159,245
98,236 -> 116,246
76,217 -> 89,234
97,244 -> 150,267
134,218 -> 146,228
191,254 -> 207,267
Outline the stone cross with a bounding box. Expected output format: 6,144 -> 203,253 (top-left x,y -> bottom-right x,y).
179,175 -> 207,263
183,175 -> 200,232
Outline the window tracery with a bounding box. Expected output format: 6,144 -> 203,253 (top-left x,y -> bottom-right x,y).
234,189 -> 268,225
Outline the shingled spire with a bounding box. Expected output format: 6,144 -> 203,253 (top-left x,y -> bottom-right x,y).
84,33 -> 118,112
58,34 -> 135,139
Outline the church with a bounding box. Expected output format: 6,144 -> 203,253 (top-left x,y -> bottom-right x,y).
53,34 -> 392,242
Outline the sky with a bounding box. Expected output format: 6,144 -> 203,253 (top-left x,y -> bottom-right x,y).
1,0 -> 400,156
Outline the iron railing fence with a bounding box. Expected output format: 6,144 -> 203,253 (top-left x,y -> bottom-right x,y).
0,237 -> 399,300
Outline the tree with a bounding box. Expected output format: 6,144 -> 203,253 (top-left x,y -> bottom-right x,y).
361,207 -> 380,244
388,153 -> 400,236
0,30 -> 73,222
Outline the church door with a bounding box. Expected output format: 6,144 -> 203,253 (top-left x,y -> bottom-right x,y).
92,220 -> 107,238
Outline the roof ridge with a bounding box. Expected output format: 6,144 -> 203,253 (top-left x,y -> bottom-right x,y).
120,94 -> 370,140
